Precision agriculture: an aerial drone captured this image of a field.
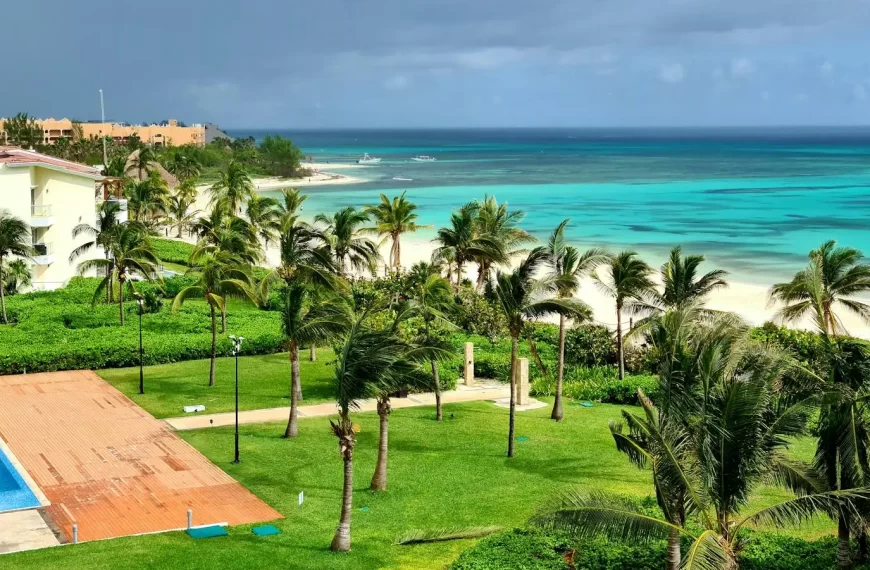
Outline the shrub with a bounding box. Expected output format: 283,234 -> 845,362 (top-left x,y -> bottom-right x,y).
564,324 -> 617,367
152,238 -> 195,266
455,288 -> 507,342
450,528 -> 574,570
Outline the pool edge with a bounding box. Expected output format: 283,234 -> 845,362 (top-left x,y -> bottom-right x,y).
0,436 -> 49,509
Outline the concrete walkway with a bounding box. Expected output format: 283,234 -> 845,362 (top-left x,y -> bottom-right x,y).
165,381 -> 513,431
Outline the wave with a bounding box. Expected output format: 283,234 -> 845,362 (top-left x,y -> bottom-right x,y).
393,177 -> 414,181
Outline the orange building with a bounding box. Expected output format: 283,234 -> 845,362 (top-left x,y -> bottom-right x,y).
0,118 -> 206,147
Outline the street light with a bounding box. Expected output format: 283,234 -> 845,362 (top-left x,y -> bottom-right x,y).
229,335 -> 244,464
134,293 -> 145,395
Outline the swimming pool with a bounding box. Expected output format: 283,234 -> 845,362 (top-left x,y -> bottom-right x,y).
0,445 -> 40,512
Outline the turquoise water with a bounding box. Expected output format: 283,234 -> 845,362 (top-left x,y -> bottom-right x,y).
0,446 -> 39,512
230,128 -> 870,284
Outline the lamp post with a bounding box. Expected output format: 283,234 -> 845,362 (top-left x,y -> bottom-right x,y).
135,294 -> 145,395
229,335 -> 244,464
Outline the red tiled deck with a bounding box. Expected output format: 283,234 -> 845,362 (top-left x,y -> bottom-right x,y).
0,370 -> 281,542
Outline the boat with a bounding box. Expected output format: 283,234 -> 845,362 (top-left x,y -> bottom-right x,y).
411,155 -> 436,162
357,153 -> 381,164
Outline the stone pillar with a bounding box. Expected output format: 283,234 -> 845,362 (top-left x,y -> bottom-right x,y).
516,358 -> 530,406
464,342 -> 474,386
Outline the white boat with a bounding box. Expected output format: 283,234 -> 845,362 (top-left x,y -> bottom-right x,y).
411,155 -> 436,162
357,153 -> 381,164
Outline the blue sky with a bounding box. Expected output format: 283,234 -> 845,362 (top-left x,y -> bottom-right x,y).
4,0 -> 870,128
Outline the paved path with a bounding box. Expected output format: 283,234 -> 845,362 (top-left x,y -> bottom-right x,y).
165,381 -> 513,430
0,370 -> 281,543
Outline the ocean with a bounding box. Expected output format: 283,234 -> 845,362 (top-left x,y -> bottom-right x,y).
227,128 -> 870,285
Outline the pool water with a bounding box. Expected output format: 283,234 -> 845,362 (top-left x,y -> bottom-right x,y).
0,446 -> 40,512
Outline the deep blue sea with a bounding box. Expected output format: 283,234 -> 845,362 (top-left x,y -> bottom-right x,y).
227,128 -> 870,284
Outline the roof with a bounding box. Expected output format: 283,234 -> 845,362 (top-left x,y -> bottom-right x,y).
0,146 -> 103,179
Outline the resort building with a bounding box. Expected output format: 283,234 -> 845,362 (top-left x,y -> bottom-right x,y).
0,118 -> 230,148
0,147 -> 106,290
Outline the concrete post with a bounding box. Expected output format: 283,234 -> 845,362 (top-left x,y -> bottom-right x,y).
464,342 -> 474,386
187,509 -> 193,530
516,358 -> 530,406
72,524 -> 78,544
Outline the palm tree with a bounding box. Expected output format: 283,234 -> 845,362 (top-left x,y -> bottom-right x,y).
76,223 -> 160,325
103,154 -> 129,178
329,319 -> 412,551
316,207 -> 380,276
495,248 -> 589,458
770,240 -> 870,337
543,219 -> 607,421
210,161 -> 254,215
280,286 -> 351,438
245,194 -> 280,247
128,147 -> 157,181
473,195 -> 533,289
365,192 -> 427,270
166,192 -> 199,239
594,251 -> 655,380
172,249 -> 255,386
537,316 -> 870,570
2,259 -> 31,295
194,206 -> 260,265
434,202 -> 504,289
125,172 -> 170,230
0,212 -> 32,323
658,246 -> 728,310
167,154 -> 201,182
70,199 -> 123,303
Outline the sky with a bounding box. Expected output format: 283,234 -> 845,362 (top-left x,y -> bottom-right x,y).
3,0 -> 870,128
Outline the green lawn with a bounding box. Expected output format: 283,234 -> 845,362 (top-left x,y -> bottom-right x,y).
98,349 -> 337,418
0,400 -> 833,570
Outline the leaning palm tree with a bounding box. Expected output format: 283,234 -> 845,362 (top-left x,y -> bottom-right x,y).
76,223 -> 160,325
193,206 -> 261,265
434,202 -> 504,289
594,251 -> 655,380
0,212 -> 32,323
365,192 -> 428,270
166,153 -> 201,183
172,249 -> 255,386
543,219 -> 608,421
495,248 -> 589,458
70,199 -> 123,303
2,259 -> 31,295
245,194 -> 281,248
128,146 -> 157,181
280,286 -> 351,438
329,320 -> 411,552
473,195 -> 534,289
166,192 -> 199,239
125,172 -> 170,230
210,161 -> 255,215
537,317 -> 870,570
316,207 -> 380,276
770,240 -> 870,337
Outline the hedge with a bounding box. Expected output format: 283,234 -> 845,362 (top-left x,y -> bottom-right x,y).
152,238 -> 195,266
0,277 -> 284,374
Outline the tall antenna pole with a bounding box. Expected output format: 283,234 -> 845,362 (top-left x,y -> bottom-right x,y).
99,89 -> 108,168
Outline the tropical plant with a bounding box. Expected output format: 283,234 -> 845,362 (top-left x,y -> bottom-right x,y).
193,206 -> 260,264
473,195 -> 533,289
76,223 -> 160,325
315,207 -> 380,276
280,285 -> 351,438
595,251 -> 655,379
245,194 -> 281,247
171,249 -> 255,386
329,319 -> 414,551
125,172 -> 170,229
365,192 -> 427,270
70,199 -> 124,303
494,247 -> 589,457
166,192 -> 199,239
128,146 -> 158,181
543,219 -> 607,421
769,240 -> 870,337
210,160 -> 254,214
103,154 -> 129,178
435,202 -> 504,289
0,212 -> 32,323
166,153 -> 201,182
2,112 -> 43,149
1,259 -> 31,295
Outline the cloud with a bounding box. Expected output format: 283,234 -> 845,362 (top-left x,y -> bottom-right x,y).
558,47 -> 617,66
854,84 -> 867,101
384,75 -> 409,90
730,58 -> 755,77
456,47 -> 530,69
659,63 -> 685,83
820,61 -> 834,76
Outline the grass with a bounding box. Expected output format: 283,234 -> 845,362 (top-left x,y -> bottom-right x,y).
98,349 -> 337,418
0,400 -> 834,570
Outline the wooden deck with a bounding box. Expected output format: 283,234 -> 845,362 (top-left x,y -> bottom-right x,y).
0,370 -> 281,542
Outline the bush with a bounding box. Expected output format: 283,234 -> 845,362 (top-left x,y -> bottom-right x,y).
564,324 -> 617,367
532,365 -> 659,405
152,238 -> 195,266
455,288 -> 507,342
0,277 -> 284,374
450,529 -> 574,570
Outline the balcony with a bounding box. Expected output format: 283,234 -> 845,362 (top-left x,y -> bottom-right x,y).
32,242 -> 54,265
30,205 -> 54,228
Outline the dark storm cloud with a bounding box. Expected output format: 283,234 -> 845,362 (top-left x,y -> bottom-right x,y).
2,0 -> 869,127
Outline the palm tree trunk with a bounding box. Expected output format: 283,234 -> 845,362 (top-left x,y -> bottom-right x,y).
476,261 -> 486,290
616,302 -> 625,380
859,528 -> 868,563
392,234 -> 400,269
551,313 -> 566,421
310,345 -> 317,361
208,305 -> 217,387
507,334 -> 518,458
431,359 -> 442,421
118,279 -> 126,326
370,397 -> 390,491
330,429 -> 354,552
838,513 -> 852,570
284,341 -> 300,438
0,264 -> 7,324
666,528 -> 681,570
455,261 -> 463,291
221,309 -> 227,334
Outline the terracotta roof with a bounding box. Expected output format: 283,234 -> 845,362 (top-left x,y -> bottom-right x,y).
0,146 -> 102,178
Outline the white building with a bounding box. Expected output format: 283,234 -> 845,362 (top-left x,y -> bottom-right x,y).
0,147 -> 105,290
